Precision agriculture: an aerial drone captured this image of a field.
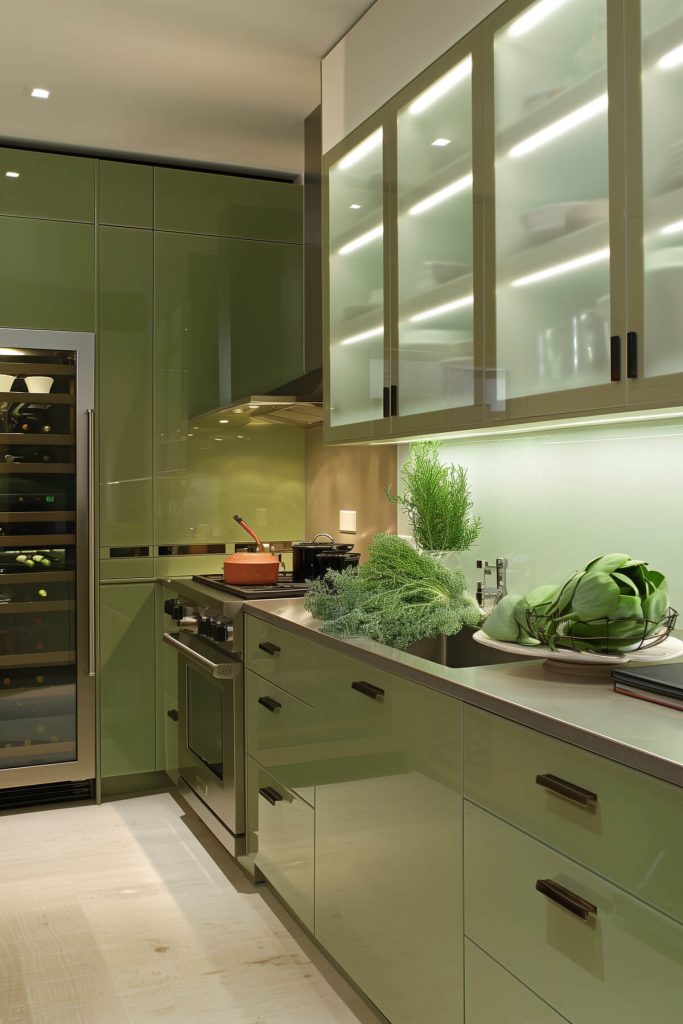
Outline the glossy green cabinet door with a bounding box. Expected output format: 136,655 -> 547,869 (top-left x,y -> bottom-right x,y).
98,226 -> 153,550
99,583 -> 156,777
99,161 -> 153,228
154,167 -> 302,243
465,940 -> 566,1024
315,666 -> 463,1024
0,217 -> 94,331
0,148 -> 94,221
156,585 -> 179,779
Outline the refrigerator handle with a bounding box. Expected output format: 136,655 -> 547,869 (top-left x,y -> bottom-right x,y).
86,408 -> 96,677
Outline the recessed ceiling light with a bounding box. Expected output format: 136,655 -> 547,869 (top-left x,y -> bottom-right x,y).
233,408 -> 243,414
350,203 -> 362,209
219,418 -> 229,424
214,437 -> 223,441
30,87 -> 51,99
432,138 -> 451,147
5,171 -> 19,178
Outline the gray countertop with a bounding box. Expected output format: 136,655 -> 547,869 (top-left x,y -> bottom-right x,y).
245,598 -> 683,789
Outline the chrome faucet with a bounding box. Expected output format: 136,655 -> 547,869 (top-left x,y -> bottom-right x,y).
476,558 -> 508,612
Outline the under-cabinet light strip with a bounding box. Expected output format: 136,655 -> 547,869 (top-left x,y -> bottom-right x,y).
338,129 -> 383,170
512,247 -> 609,287
408,56 -> 472,115
660,219 -> 683,236
658,43 -> 683,70
509,93 -> 608,158
338,325 -> 384,346
508,0 -> 571,38
338,223 -> 383,255
410,294 -> 474,321
408,173 -> 473,216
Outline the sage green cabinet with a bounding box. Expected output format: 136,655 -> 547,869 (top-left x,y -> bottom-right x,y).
154,166 -> 302,243
99,161 -> 153,228
0,217 -> 95,331
315,659 -> 463,1024
0,147 -> 95,222
98,226 -> 153,550
99,583 -> 156,778
155,585 -> 179,780
465,940 -> 566,1024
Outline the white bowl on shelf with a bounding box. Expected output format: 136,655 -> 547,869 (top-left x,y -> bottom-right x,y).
520,200 -> 609,244
24,376 -> 54,394
0,374 -> 16,392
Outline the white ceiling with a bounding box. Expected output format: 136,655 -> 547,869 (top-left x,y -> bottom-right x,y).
0,0 -> 376,178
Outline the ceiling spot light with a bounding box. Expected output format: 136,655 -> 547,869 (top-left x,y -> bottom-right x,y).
350,203 -> 362,209
219,418 -> 229,424
30,87 -> 51,99
5,171 -> 19,178
432,138 -> 451,147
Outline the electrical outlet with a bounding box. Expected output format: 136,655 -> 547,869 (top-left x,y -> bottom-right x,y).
339,510 -> 357,534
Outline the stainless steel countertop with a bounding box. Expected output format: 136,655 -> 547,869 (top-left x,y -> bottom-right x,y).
245,598 -> 683,789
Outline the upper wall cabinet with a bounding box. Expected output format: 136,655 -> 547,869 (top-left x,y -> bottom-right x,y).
324,36 -> 484,443
154,167 -> 302,244
0,149 -> 95,222
99,161 -> 153,228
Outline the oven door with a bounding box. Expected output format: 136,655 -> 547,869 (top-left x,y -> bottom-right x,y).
163,631 -> 244,839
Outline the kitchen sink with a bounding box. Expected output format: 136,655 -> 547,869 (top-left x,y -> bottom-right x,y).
405,625 -> 529,669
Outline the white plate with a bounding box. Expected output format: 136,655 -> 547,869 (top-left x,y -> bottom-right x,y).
473,630 -> 683,667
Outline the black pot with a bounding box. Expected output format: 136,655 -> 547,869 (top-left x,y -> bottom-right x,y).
316,550 -> 360,574
292,537 -> 354,582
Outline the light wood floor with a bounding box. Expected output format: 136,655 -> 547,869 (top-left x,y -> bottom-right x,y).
0,792 -> 385,1024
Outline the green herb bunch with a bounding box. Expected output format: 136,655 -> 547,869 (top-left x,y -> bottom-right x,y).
388,440 -> 482,552
304,533 -> 481,649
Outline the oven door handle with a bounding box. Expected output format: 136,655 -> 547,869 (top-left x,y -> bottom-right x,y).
162,632 -> 240,679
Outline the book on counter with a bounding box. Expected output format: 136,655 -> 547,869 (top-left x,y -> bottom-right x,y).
613,663 -> 683,712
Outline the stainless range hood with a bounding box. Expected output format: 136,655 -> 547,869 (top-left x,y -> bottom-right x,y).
191,369 -> 323,429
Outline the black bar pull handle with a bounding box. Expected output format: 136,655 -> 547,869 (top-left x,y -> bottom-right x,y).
258,695 -> 282,713
627,331 -> 638,379
351,680 -> 385,700
258,641 -> 281,656
390,384 -> 398,417
536,879 -> 597,921
383,386 -> 390,418
167,708 -> 179,722
536,773 -> 597,808
610,335 -> 621,382
259,786 -> 283,806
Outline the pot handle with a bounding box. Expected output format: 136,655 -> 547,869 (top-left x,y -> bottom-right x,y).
312,532 -> 334,543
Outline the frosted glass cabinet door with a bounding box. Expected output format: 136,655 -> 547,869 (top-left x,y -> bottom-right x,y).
633,0 -> 683,402
490,0 -> 626,420
326,123 -> 388,437
396,47 -> 478,425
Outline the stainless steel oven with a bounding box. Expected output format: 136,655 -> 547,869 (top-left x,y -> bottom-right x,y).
162,629 -> 244,855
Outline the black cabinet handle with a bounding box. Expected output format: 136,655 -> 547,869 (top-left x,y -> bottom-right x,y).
258,695 -> 282,713
351,680 -> 385,700
610,335 -> 621,381
383,386 -> 390,418
536,773 -> 597,808
390,384 -> 398,416
167,708 -> 179,722
258,641 -> 281,656
259,786 -> 283,805
627,331 -> 638,379
536,879 -> 597,921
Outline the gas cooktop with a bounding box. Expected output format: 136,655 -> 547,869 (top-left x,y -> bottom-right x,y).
192,573 -> 309,600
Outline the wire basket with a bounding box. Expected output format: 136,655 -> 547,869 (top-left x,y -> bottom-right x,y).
525,605 -> 679,655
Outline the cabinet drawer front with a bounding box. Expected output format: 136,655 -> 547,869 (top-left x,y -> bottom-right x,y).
464,704 -> 683,923
245,616 -> 330,705
465,940 -> 566,1024
246,759 -> 314,932
245,670 -> 316,806
465,802 -> 683,1024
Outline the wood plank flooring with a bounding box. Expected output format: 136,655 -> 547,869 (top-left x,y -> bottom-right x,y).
0,793 -> 385,1024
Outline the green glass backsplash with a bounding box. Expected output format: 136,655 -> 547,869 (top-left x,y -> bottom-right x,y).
397,416 -> 683,611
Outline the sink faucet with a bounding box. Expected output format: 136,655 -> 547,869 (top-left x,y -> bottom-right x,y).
476,558 -> 508,612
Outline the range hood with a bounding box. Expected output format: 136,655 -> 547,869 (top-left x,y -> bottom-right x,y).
191,369 -> 323,429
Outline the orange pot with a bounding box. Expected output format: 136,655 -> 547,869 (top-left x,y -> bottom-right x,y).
223,551 -> 280,585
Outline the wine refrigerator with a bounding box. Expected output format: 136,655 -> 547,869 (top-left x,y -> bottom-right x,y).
0,328 -> 95,805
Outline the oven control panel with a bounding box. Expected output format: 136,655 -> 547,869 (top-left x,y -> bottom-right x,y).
163,598 -> 234,647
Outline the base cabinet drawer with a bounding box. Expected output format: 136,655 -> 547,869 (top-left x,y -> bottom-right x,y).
245,616 -> 328,704
246,758 -> 314,932
465,940 -> 567,1024
464,704 -> 683,924
245,670 -> 316,805
464,801 -> 683,1024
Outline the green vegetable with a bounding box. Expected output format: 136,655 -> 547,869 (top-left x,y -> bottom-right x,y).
303,533 -> 481,649
387,441 -> 482,552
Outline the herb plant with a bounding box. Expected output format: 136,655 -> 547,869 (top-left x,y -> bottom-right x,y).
388,441 -> 482,552
304,533 -> 481,649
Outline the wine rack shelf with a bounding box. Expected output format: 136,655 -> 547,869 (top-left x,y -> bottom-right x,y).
0,651 -> 75,668
0,571 -> 75,584
0,392 -> 74,406
0,362 -> 75,377
0,534 -> 75,548
0,434 -> 74,445
0,464 -> 75,475
0,601 -> 74,615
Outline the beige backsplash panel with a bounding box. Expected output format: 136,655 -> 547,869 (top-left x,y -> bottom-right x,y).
304,427 -> 397,556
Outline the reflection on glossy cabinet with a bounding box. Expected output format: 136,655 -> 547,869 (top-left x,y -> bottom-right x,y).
0,217 -> 95,331
465,940 -> 566,1024
99,583 -> 156,778
98,161 -> 153,228
98,226 -> 153,550
0,147 -> 94,222
315,664 -> 463,1024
